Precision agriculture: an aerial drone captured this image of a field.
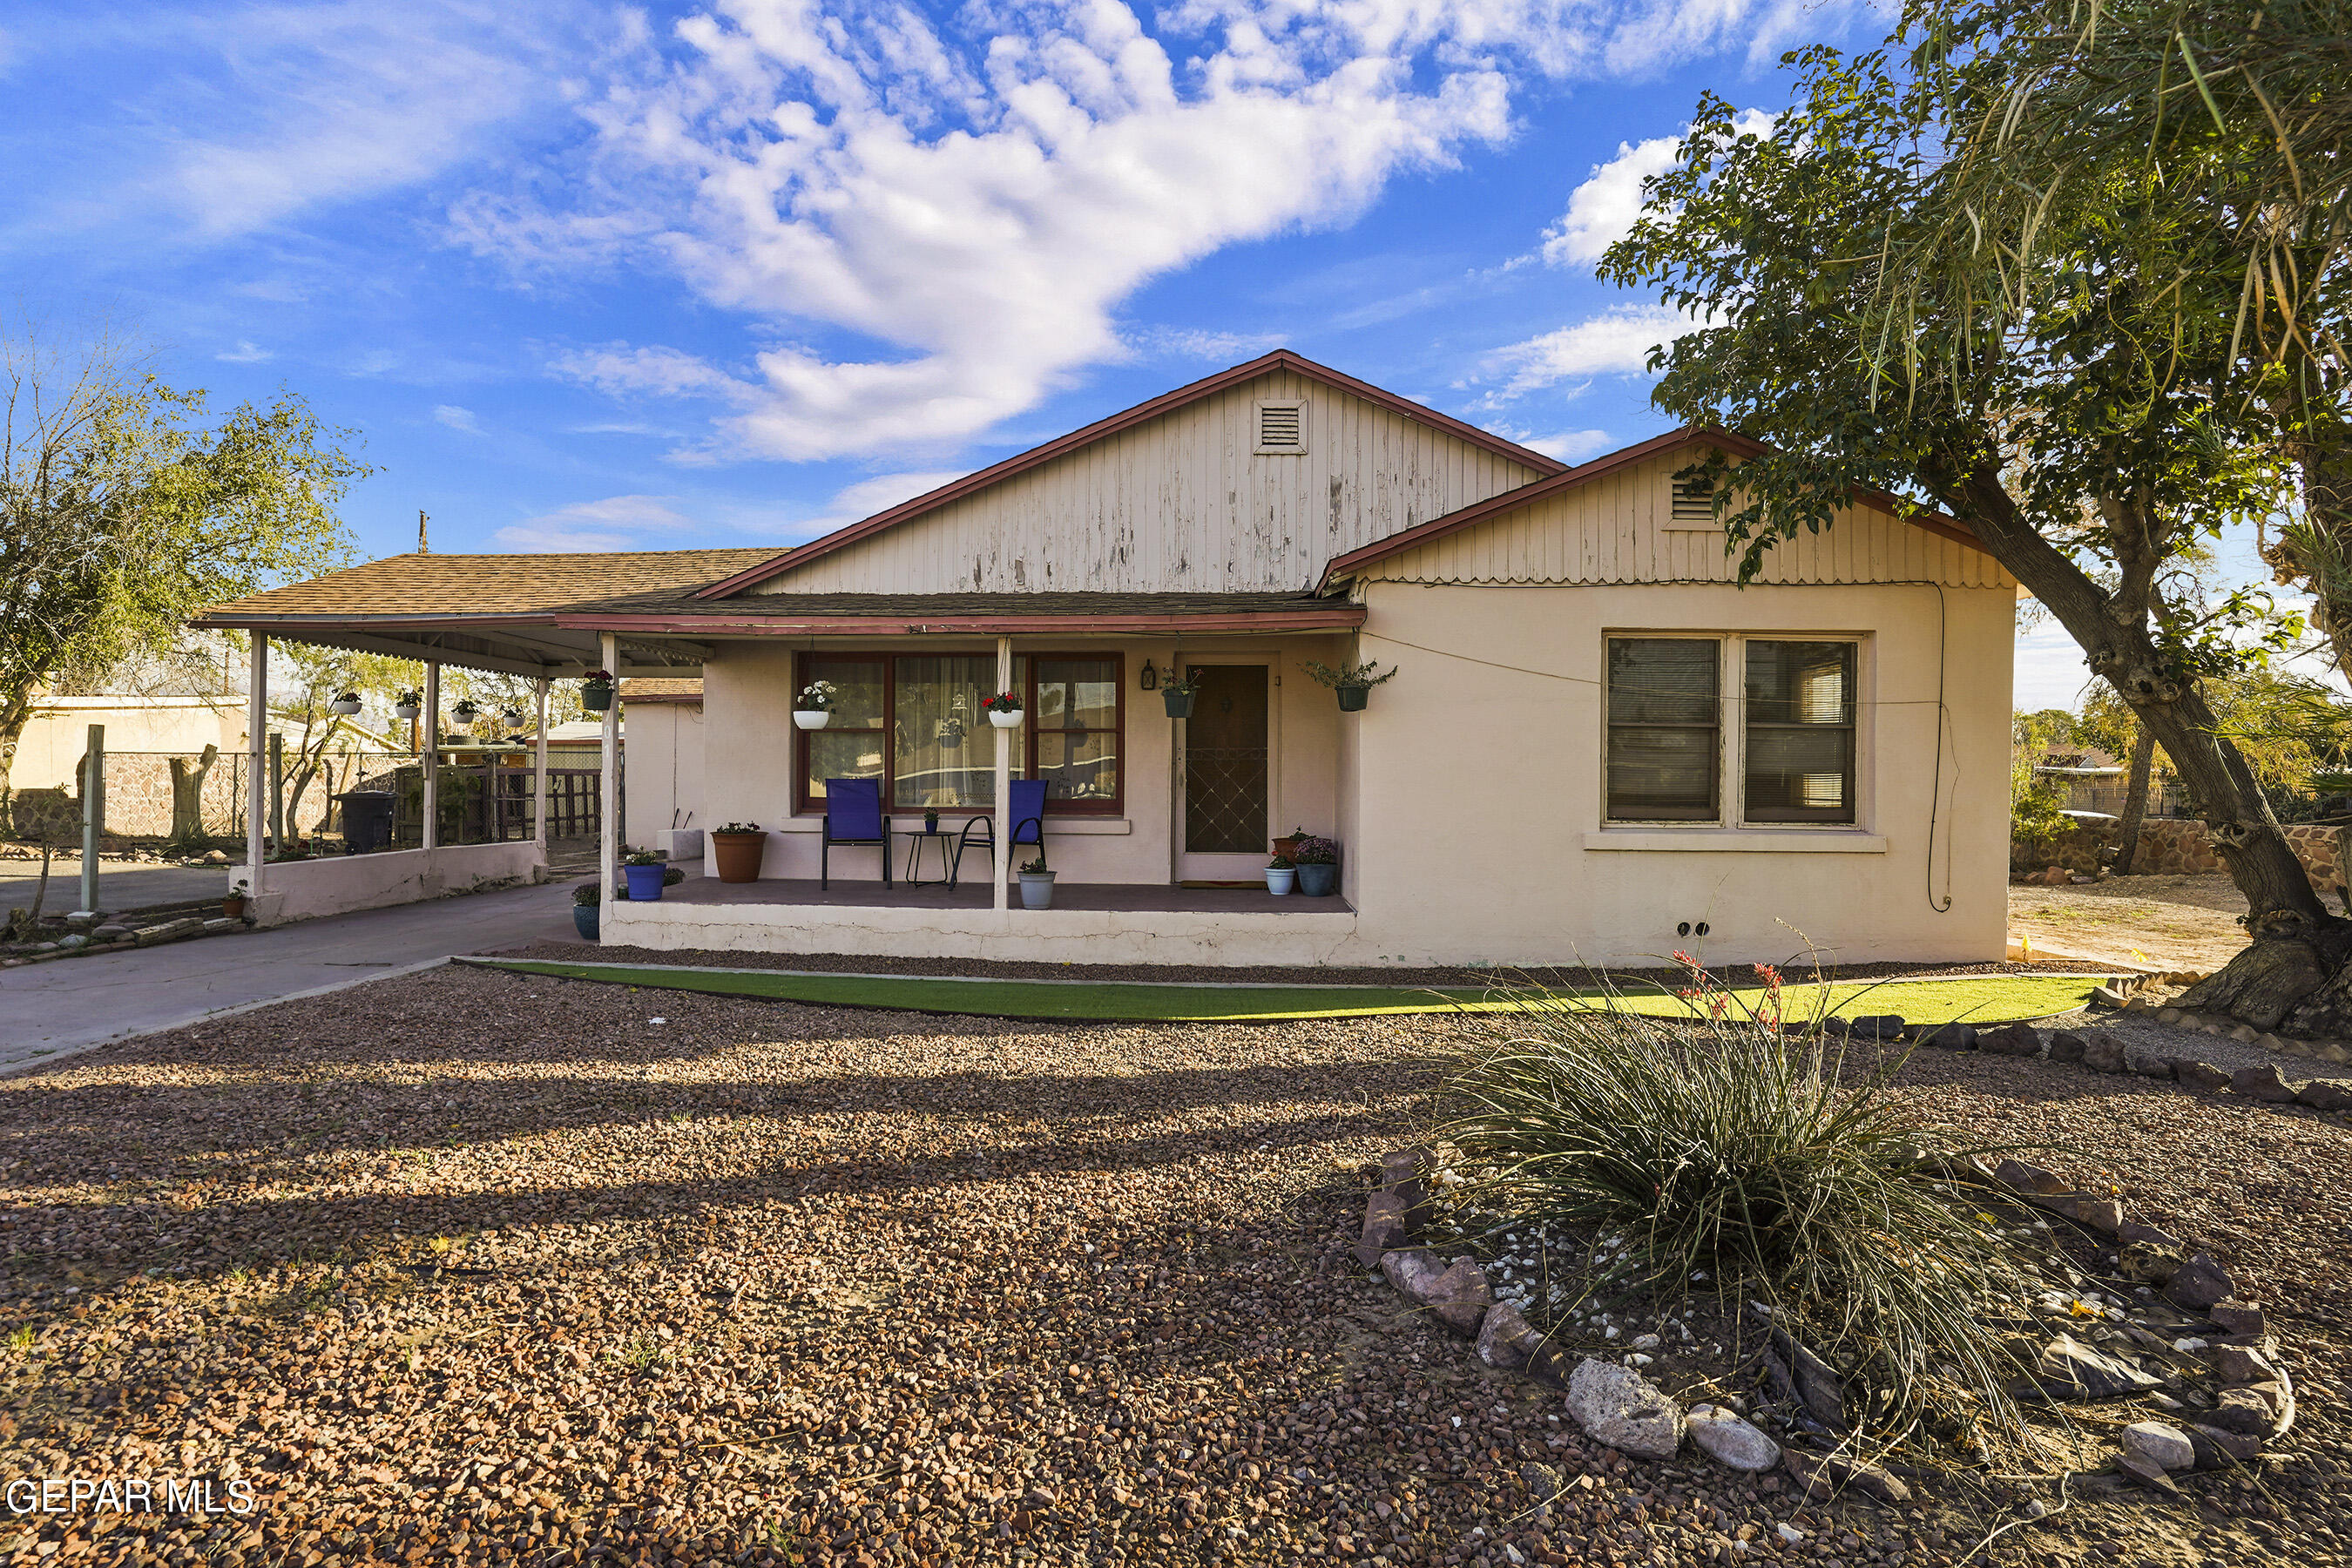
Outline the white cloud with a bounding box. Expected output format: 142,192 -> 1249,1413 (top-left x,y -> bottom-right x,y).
1492,425 -> 1617,462
1473,303 -> 1706,401
495,493 -> 693,552
483,1 -> 1646,462
217,340 -> 274,363
790,470 -> 971,537
1125,327 -> 1289,362
433,404 -> 482,435
1540,107 -> 1777,267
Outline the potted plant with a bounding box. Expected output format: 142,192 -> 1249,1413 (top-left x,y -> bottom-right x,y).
983,690 -> 1024,728
1292,834 -> 1340,896
450,699 -> 480,727
1271,827 -> 1305,861
393,690 -> 423,721
328,691 -> 362,716
792,679 -> 838,730
1017,853 -> 1056,909
1264,856 -> 1295,895
222,878 -> 251,920
622,848 -> 668,901
711,821 -> 767,882
1159,666 -> 1202,719
581,670 -> 616,713
923,808 -> 940,835
501,706 -> 526,733
572,882 -> 602,941
1302,659 -> 1398,712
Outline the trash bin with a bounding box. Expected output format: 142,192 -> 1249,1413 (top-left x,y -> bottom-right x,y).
335,791 -> 396,854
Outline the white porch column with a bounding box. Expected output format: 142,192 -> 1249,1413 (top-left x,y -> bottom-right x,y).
993,634 -> 1011,913
598,633 -> 619,908
421,661 -> 441,852
246,636 -> 267,898
531,676 -> 551,848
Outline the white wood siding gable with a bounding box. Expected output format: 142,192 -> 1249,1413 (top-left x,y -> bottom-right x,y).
749,368 -> 1547,597
1351,452 -> 2014,590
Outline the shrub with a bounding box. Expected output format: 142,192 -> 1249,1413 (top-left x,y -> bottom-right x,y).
1439,963 -> 2037,1451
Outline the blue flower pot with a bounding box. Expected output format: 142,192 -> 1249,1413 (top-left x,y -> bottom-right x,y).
624,863 -> 666,901
1295,862 -> 1338,896
573,905 -> 600,940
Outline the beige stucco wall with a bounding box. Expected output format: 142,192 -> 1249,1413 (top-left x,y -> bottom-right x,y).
13,696 -> 242,788
696,637 -> 1348,885
1339,579 -> 2014,967
623,703 -> 706,851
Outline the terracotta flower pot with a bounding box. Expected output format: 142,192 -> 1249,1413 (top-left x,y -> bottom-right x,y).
712,832 -> 767,883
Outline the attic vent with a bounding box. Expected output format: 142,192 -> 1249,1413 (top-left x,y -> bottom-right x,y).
1670,475 -> 1716,524
1255,400 -> 1307,455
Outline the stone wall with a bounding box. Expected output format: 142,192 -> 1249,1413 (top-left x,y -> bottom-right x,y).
2128,819 -> 2349,893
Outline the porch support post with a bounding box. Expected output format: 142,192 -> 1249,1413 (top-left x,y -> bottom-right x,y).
994,634 -> 1011,913
531,676 -> 550,848
78,723 -> 104,917
598,632 -> 619,914
246,636 -> 267,899
422,661 -> 441,852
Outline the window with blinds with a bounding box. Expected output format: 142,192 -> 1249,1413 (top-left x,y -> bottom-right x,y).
1743,641 -> 1857,822
1605,638 -> 1722,821
1254,400 -> 1307,455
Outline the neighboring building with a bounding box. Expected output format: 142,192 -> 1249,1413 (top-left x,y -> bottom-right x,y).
195,349 -> 2017,964
616,679 -> 705,850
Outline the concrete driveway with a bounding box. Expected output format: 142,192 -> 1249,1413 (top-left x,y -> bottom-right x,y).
0,856 -> 233,916
0,879 -> 587,1071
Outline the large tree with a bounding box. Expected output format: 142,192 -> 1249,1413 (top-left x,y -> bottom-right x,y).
1600,37 -> 2345,1029
0,321 -> 366,830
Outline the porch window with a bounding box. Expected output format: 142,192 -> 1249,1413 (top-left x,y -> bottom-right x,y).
796,652 -> 1122,814
1602,635 -> 1862,827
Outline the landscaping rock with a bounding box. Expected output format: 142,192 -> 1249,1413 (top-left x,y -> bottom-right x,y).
1380,1248 -> 1446,1301
2209,1381 -> 2295,1440
2186,1423 -> 2265,1467
1979,1022 -> 2041,1056
1995,1158 -> 2069,1196
2038,1334 -> 2161,1399
1924,1022 -> 1978,1050
2175,1059 -> 2234,1095
1845,1014 -> 1905,1041
1686,1404 -> 1780,1471
2115,1454 -> 2181,1493
57,932 -> 88,950
2213,1342 -> 2281,1384
2044,1030 -> 2090,1063
2231,1064 -> 2302,1103
2119,1241 -> 2184,1285
1355,1189 -> 1408,1267
2166,1253 -> 2237,1311
1380,1147 -> 1436,1233
2209,1300 -> 2268,1337
1517,1462 -> 1566,1508
2125,1043 -> 2180,1077
201,917 -> 240,934
2299,1078 -> 2352,1113
1565,1358 -> 1685,1460
1781,1448 -> 1910,1505
134,917 -> 204,946
2119,1420 -> 2196,1474
1475,1302 -> 1547,1371
90,923 -> 131,942
2118,1220 -> 2182,1249
2080,1035 -> 2128,1072
1421,1258 -> 1493,1333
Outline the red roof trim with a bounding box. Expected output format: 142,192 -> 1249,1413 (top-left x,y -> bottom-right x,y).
1316,427 -> 1991,590
552,607 -> 1367,636
693,349 -> 1568,599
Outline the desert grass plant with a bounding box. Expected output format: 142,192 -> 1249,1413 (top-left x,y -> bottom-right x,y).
1437,959 -> 2045,1460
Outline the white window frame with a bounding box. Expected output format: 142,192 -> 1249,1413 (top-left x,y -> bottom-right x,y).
1253,399 -> 1308,456
1599,632 -> 1871,831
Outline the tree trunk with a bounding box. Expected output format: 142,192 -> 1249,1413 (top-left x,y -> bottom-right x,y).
169,744 -> 220,843
2112,726 -> 2158,876
0,687 -> 32,839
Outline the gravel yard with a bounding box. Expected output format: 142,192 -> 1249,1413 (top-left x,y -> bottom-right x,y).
3,964 -> 2347,1566
2008,876 -> 2253,974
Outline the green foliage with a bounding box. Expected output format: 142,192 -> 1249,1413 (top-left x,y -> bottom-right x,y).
1300,659 -> 1396,689
1439,966 -> 2037,1452
2010,709 -> 2076,835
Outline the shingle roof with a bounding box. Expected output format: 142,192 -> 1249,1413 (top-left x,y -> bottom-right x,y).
201,548 -> 787,620
618,678 -> 704,703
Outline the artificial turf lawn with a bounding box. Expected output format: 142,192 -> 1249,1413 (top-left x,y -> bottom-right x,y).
468,959 -> 2105,1025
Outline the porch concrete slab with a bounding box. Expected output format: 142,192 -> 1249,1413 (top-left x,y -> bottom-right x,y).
0,880 -> 585,1071
656,877 -> 1354,915
0,856 -> 231,916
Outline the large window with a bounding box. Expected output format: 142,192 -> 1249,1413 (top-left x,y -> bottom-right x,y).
796,652 -> 1122,814
1604,636 -> 1859,826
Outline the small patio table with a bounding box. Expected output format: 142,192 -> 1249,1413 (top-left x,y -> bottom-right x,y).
897,828 -> 955,888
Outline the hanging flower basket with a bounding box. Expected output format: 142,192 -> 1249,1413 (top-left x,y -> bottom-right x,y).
392,691 -> 422,721
983,691 -> 1024,728
581,670 -> 616,713
329,693 -> 362,716
795,679 -> 836,729
794,709 -> 831,730
1304,659 -> 1396,713
1159,665 -> 1202,719
1336,685 -> 1370,712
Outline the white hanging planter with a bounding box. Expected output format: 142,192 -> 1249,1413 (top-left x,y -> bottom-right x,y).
393,704 -> 422,721
988,708 -> 1024,729
793,709 -> 832,731
328,699 -> 362,715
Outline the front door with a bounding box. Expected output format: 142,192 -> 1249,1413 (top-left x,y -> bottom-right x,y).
1178,663 -> 1270,882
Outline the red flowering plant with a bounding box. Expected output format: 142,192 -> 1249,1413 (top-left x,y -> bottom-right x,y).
980,690 -> 1024,713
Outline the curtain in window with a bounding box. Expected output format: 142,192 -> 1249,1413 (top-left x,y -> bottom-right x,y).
803,659 -> 885,801
1034,657 -> 1119,803
893,656 -> 1023,808
1606,639 -> 1720,821
1744,641 -> 1855,822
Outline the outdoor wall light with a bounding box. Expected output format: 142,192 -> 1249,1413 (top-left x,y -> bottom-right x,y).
1139,664 -> 1158,691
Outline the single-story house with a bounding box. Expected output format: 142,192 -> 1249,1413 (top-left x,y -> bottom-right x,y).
194,349 -> 2016,965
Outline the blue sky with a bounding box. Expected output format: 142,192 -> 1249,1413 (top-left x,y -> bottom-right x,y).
0,0 -> 2220,708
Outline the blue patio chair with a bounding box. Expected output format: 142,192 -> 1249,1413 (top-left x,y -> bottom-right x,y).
950,778 -> 1047,890
820,777 -> 891,889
